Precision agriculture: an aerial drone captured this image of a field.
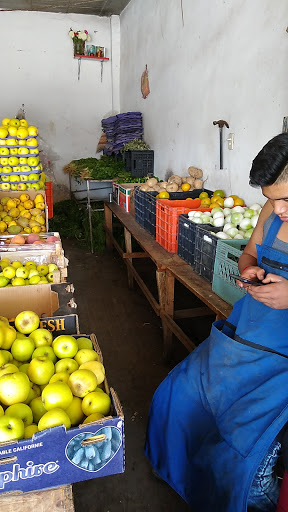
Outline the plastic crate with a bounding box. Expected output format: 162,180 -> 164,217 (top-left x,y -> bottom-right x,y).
134,187 -> 146,229
45,181 -> 53,219
212,238 -> 249,305
123,150 -> 154,178
156,198 -> 211,253
193,225 -> 222,282
177,214 -> 199,266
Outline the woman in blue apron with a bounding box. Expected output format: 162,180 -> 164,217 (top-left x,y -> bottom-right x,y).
145,133 -> 288,511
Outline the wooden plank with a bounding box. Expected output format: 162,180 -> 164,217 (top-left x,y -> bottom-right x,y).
104,204 -> 113,249
122,252 -> 149,259
124,227 -> 133,289
0,485 -> 74,512
126,259 -> 160,315
160,311 -> 197,352
166,266 -> 232,319
105,203 -> 188,270
174,306 -> 212,319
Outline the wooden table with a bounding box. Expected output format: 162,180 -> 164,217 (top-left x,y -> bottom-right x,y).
0,485 -> 74,512
104,202 -> 232,358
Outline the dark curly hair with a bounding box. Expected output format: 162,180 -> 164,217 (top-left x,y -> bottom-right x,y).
250,133 -> 288,187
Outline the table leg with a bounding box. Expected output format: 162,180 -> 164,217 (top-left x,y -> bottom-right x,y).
124,227 -> 134,289
156,269 -> 175,360
104,204 -> 113,249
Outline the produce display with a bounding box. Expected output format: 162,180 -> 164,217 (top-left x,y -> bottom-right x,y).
188,195 -> 262,240
0,193 -> 46,235
0,311 -> 111,443
139,166 -> 204,195
0,117 -> 45,192
0,259 -> 60,287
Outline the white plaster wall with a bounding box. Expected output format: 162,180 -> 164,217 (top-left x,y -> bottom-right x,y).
0,11 -> 120,189
120,0 -> 288,205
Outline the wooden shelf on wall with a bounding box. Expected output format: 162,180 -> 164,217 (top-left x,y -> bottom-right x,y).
74,55 -> 109,60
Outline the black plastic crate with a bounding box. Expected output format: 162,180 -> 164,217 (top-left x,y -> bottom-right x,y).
177,215 -> 198,267
123,150 -> 154,177
194,224 -> 222,283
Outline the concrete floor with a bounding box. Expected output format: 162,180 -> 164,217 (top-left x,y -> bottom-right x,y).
63,239 -> 213,512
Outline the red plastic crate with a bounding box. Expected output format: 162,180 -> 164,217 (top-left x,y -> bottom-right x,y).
156,198 -> 210,253
45,181 -> 53,219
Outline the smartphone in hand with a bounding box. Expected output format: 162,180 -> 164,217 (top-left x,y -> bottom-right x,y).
230,274 -> 265,286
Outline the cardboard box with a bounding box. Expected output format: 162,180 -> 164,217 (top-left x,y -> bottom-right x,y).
0,232 -> 63,256
0,334 -> 124,494
0,249 -> 68,283
118,183 -> 138,213
0,282 -> 77,319
0,190 -> 49,232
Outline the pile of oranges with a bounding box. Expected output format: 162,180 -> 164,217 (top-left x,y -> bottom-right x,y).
198,190 -> 244,208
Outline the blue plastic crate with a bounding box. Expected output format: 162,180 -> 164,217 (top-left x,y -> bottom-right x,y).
177,215 -> 198,267
212,238 -> 248,305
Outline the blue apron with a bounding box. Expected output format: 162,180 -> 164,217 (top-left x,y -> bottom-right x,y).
145,215 -> 288,511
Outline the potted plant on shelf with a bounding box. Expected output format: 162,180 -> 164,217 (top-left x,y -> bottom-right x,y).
68,28 -> 91,56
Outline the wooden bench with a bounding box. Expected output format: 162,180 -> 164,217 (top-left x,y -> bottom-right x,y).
104,202 -> 232,358
0,484 -> 74,512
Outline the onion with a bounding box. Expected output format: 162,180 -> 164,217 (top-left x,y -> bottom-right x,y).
244,208 -> 255,219
249,203 -> 262,212
232,206 -> 245,214
251,214 -> 259,228
191,217 -> 203,224
188,211 -> 196,217
226,227 -> 239,238
223,207 -> 231,216
240,218 -> 252,230
193,211 -> 202,218
234,234 -> 245,239
231,213 -> 243,225
223,222 -> 233,233
244,228 -> 254,239
224,197 -> 234,208
201,215 -> 212,224
211,206 -> 222,215
225,214 -> 232,224
213,211 -> 224,220
216,232 -> 232,239
213,216 -> 225,228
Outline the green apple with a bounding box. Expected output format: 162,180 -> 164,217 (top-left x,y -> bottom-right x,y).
17,183 -> 27,191
29,275 -> 41,285
22,166 -> 31,173
38,278 -> 48,285
25,261 -> 37,269
11,336 -> 35,362
24,386 -> 38,405
19,157 -> 27,165
68,369 -> 97,398
74,348 -> 99,366
0,276 -> 9,287
28,269 -> 39,279
18,147 -> 29,155
42,382 -> 73,411
0,322 -> 17,349
29,328 -> 53,347
29,148 -> 39,155
10,184 -> 18,191
5,403 -> 33,427
9,148 -> 18,155
30,183 -> 40,191
8,156 -> 19,166
79,361 -> 105,385
3,265 -> 16,279
11,261 -> 22,270
30,396 -> 47,423
2,166 -> 12,173
0,363 -> 19,378
0,371 -> 30,405
0,349 -> 13,366
12,277 -> 26,286
28,173 -> 38,181
55,358 -> 79,375
13,166 -> 21,173
46,272 -> 54,283
65,396 -> 84,426
20,175 -> 28,182
16,332 -> 27,339
76,337 -> 93,350
15,310 -> 40,334
10,175 -> 20,183
0,148 -> 9,156
83,412 -> 104,424
82,390 -> 111,416
32,346 -> 57,364
27,156 -> 39,167
28,356 -> 54,385
0,416 -> 24,442
24,424 -> 39,439
18,362 -> 30,375
0,405 -> 4,417
0,157 -> 9,166
48,264 -> 58,273
36,264 -> 49,276
52,335 -> 78,359
49,371 -> 69,384
16,266 -> 29,279
38,408 -> 71,431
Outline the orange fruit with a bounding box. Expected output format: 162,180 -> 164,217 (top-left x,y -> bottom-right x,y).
200,198 -> 211,207
181,183 -> 191,192
158,191 -> 170,199
210,202 -> 221,209
186,198 -> 193,201
234,197 -> 244,206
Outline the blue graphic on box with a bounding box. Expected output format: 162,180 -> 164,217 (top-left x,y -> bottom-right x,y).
0,418 -> 124,494
66,427 -> 122,472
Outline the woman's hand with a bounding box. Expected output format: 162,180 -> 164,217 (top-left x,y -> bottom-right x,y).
247,273 -> 288,309
236,266 -> 265,289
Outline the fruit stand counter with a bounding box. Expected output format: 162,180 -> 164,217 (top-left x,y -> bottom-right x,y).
0,484 -> 74,512
104,202 -> 232,358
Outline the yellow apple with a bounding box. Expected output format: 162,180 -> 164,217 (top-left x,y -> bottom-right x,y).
79,361 -> 105,385
38,408 -> 71,431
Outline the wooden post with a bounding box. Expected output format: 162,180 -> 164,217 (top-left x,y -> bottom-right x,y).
124,227 -> 134,289
104,203 -> 113,249
156,269 -> 175,360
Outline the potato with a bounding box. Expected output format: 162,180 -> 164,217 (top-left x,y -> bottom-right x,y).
185,176 -> 195,187
150,184 -> 161,192
188,167 -> 203,179
160,181 -> 168,189
166,183 -> 179,193
194,179 -> 204,189
146,177 -> 158,187
140,185 -> 150,192
168,175 -> 182,185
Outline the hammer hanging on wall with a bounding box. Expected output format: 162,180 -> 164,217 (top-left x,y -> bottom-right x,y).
213,120 -> 229,170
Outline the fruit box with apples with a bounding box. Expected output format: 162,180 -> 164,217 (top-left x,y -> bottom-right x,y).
0,189 -> 49,231
0,333 -> 125,494
1,282 -> 77,320
0,232 -> 63,256
0,248 -> 68,283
